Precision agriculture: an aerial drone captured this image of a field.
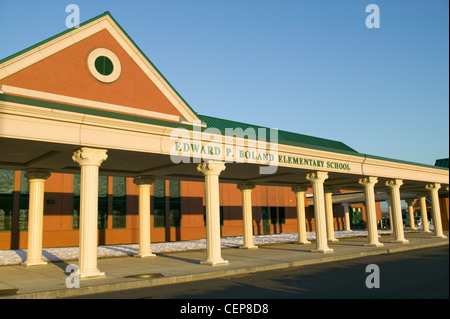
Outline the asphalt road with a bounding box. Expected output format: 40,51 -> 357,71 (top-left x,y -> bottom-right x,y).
74,245 -> 448,300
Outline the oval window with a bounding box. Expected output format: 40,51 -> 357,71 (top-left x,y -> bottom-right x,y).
87,48 -> 121,83
94,56 -> 114,76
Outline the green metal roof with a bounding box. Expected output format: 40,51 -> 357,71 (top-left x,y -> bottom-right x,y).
198,114 -> 358,154
435,158 -> 449,168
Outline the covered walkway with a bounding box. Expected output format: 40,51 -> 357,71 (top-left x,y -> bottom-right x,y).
0,231 -> 448,299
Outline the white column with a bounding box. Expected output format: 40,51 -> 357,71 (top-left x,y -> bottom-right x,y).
426,183 -> 447,238
418,195 -> 431,233
324,188 -> 338,242
385,179 -> 409,244
306,171 -> 333,253
72,147 -> 108,279
342,203 -> 352,231
405,199 -> 417,230
359,177 -> 383,247
133,176 -> 156,258
22,169 -> 51,267
197,161 -> 228,266
291,186 -> 310,244
237,183 -> 257,249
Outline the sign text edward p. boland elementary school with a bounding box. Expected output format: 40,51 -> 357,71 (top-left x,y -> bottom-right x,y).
172,141 -> 351,172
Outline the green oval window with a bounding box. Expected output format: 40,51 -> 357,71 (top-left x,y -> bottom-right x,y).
94,56 -> 114,76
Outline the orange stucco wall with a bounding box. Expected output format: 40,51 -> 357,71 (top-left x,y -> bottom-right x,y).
1,30 -> 182,119
0,170 -> 372,250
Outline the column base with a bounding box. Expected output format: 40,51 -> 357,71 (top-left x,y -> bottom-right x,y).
328,238 -> 339,242
297,240 -> 311,245
134,252 -> 156,258
422,230 -> 432,233
392,239 -> 409,244
22,260 -> 47,267
365,242 -> 384,247
79,268 -> 106,279
239,245 -> 258,250
311,248 -> 334,253
433,235 -> 448,239
200,258 -> 229,266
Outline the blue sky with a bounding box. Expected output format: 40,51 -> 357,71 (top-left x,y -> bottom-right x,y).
0,0 -> 448,166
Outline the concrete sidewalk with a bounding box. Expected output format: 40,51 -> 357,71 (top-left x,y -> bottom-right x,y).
0,231 -> 448,299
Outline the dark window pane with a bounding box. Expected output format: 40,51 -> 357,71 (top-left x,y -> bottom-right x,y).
0,197 -> 13,231
270,207 -> 278,225
95,56 -> 114,75
278,207 -> 285,224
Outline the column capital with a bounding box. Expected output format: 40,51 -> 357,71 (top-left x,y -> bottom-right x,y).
359,176 -> 378,187
72,147 -> 108,166
237,183 -> 255,191
133,176 -> 155,186
425,183 -> 441,191
197,161 -> 226,176
306,171 -> 328,183
385,179 -> 403,189
405,198 -> 416,206
24,169 -> 51,181
291,185 -> 308,193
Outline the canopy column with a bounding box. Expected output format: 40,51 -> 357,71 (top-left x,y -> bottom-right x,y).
72,147 -> 108,279
405,199 -> 417,230
291,186 -> 311,244
324,188 -> 338,242
237,183 -> 257,249
22,169 -> 51,267
426,183 -> 447,239
385,179 -> 409,244
342,202 -> 352,231
306,171 -> 333,253
198,161 -> 229,266
418,195 -> 431,233
133,176 -> 156,258
359,177 -> 383,247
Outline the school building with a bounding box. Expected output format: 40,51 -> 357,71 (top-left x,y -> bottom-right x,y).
0,12 -> 448,278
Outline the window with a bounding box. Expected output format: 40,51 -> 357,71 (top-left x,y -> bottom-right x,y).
112,176 -> 126,228
98,176 -> 108,229
169,180 -> 181,227
87,48 -> 121,83
18,171 -> 29,231
270,207 -> 278,225
73,174 -> 109,229
0,170 -> 14,231
153,179 -> 165,227
278,207 -> 286,224
95,56 -> 114,76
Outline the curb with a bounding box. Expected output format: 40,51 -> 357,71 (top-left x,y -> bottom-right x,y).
3,240 -> 448,299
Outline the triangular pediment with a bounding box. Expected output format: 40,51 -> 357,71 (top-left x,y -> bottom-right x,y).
0,12 -> 200,124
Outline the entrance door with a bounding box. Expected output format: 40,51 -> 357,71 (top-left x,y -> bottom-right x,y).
261,207 -> 270,235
